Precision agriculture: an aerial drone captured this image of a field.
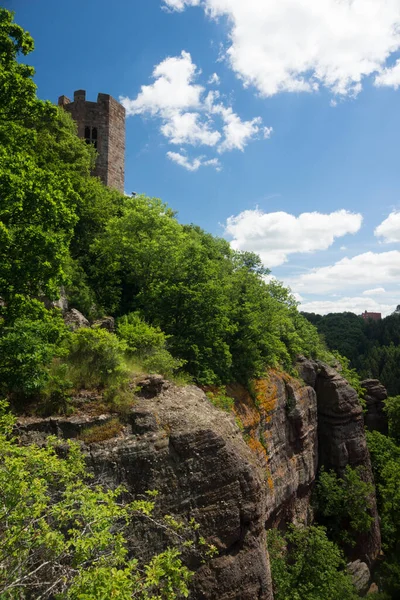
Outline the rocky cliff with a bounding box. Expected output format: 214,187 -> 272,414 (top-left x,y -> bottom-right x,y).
17,363 -> 382,598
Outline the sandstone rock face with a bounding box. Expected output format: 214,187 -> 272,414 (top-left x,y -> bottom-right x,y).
313,362 -> 381,566
63,308 -> 90,330
18,383 -> 272,600
16,360 -> 382,596
361,378 -> 388,435
231,372 -> 318,526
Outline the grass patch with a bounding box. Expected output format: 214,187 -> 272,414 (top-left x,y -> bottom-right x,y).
78,418 -> 123,444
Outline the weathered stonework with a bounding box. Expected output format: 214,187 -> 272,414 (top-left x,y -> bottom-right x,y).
58,90 -> 125,193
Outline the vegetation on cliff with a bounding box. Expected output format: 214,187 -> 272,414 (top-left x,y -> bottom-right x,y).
303,311 -> 400,396
1,9 -> 399,599
0,8 -> 325,412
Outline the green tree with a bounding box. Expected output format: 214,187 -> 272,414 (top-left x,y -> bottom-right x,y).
367,430 -> 400,597
315,465 -> 374,547
385,395 -> 400,445
0,400 -> 196,599
267,525 -> 358,600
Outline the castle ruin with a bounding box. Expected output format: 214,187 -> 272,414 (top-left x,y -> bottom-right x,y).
58,90 -> 125,193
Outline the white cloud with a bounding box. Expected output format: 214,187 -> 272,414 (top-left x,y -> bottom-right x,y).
163,0 -> 400,97
120,51 -> 203,116
224,208 -> 362,267
299,295 -> 396,317
121,50 -> 271,168
292,251 -> 400,293
162,0 -> 200,11
362,287 -> 386,296
340,246 -> 347,251
375,211 -> 400,243
161,112 -> 221,145
167,151 -> 221,171
211,104 -> 272,152
375,59 -> 400,89
208,73 -> 220,85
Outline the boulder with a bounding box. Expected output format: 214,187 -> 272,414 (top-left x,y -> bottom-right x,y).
347,560 -> 371,594
63,308 -> 89,331
91,316 -> 115,333
42,286 -> 69,314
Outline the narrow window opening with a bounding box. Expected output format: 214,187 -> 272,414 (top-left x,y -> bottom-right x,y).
84,126 -> 98,148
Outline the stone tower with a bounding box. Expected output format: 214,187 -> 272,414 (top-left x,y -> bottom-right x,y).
58,90 -> 125,193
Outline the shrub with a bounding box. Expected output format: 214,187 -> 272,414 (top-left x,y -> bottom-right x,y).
117,312 -> 167,355
66,328 -> 127,389
142,348 -> 186,379
267,525 -> 358,600
206,387 -> 235,413
0,305 -> 69,400
315,465 -> 374,547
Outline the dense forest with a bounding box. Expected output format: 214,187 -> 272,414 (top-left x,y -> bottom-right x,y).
302,311 -> 400,395
1,9 -> 400,599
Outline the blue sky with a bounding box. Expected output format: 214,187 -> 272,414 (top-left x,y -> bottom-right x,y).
7,0 -> 400,315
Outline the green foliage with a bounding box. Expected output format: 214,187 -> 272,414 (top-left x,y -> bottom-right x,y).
384,395 -> 400,445
0,302 -> 69,399
315,465 -> 374,547
88,198 -> 326,385
367,430 -> 400,597
117,312 -> 167,355
303,310 -> 400,396
206,387 -> 235,412
142,349 -> 186,379
66,328 -> 128,389
267,525 -> 358,600
331,351 -> 365,403
0,400 -> 195,599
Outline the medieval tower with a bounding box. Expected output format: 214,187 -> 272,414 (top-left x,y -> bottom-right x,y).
58,90 -> 125,193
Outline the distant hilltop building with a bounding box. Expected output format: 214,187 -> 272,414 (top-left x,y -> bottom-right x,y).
58,90 -> 125,193
361,311 -> 382,321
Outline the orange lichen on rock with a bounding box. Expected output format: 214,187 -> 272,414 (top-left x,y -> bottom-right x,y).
227,383 -> 261,431
246,435 -> 268,465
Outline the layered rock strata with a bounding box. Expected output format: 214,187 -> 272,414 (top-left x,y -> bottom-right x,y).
298,358 -> 381,566
17,379 -> 272,600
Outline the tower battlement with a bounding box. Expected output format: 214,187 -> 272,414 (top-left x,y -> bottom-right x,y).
58,90 -> 125,193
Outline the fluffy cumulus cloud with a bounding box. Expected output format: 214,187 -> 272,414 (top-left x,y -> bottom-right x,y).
375,211 -> 400,243
163,0 -> 400,97
291,251 -> 400,294
375,59 -> 400,89
224,208 -> 362,267
120,51 -> 270,170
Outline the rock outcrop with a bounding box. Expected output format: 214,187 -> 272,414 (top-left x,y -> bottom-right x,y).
16,361 -> 382,597
17,379 -> 272,600
298,358 -> 381,566
230,371 -> 318,527
347,560 -> 371,594
361,378 -> 388,435
63,308 -> 90,330
91,316 -> 115,332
